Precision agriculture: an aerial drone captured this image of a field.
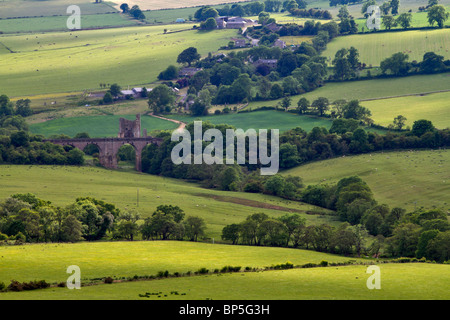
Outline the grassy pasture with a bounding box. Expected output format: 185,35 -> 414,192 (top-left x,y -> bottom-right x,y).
0,13 -> 139,34
363,91 -> 450,129
110,0 -> 253,11
323,28 -> 450,67
29,114 -> 179,138
0,241 -> 368,285
168,110 -> 333,132
0,0 -> 116,19
243,73 -> 450,127
283,149 -> 450,212
0,165 -> 335,239
1,259 -> 448,299
0,25 -> 237,97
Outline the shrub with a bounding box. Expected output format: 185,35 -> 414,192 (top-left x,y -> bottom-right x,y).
104,277 -> 114,284
0,282 -> 6,292
320,260 -> 329,267
196,267 -> 209,274
301,263 -> 318,268
7,280 -> 23,291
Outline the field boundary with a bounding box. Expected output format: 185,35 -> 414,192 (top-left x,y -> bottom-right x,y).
359,89 -> 450,102
194,193 -> 330,215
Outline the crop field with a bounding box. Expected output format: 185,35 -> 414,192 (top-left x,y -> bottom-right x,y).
323,28 -> 450,67
0,165 -> 335,239
0,24 -> 237,97
284,149 -> 450,212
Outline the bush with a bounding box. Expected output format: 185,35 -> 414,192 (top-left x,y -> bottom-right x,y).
196,267 -> 209,274
7,280 -> 23,291
220,265 -> 241,273
320,260 -> 329,267
104,277 -> 114,284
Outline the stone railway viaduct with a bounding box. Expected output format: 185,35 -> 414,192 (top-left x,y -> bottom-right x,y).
45,115 -> 163,172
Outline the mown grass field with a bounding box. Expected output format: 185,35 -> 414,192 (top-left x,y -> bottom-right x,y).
0,165 -> 335,239
0,24 -> 237,97
283,149 -> 450,212
323,28 -> 450,67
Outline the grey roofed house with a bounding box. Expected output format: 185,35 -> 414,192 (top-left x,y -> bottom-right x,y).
120,89 -> 134,96
251,39 -> 260,47
265,22 -> 282,32
215,16 -> 257,29
231,38 -> 246,47
273,39 -> 286,49
179,67 -> 202,77
253,59 -> 278,69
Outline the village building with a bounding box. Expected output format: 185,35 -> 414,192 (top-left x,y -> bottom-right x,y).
215,16 -> 257,29
273,39 -> 287,49
231,38 -> 247,48
178,67 -> 203,77
265,22 -> 282,32
252,59 -> 278,69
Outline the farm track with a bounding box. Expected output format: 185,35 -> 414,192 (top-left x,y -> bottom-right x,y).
359,88 -> 450,101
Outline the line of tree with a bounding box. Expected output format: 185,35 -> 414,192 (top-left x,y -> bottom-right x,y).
221,175 -> 450,262
0,194 -> 207,244
141,118 -> 449,188
0,102 -> 85,166
380,51 -> 450,76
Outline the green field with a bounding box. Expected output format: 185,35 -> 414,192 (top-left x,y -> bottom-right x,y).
0,242 -> 448,300
0,165 -> 335,239
243,73 -> 450,128
29,114 -> 179,138
169,110 -> 333,133
363,91 -> 450,129
0,24 -> 237,97
284,149 -> 450,212
323,28 -> 450,67
0,0 -> 116,19
0,13 -> 139,34
0,241 -> 368,285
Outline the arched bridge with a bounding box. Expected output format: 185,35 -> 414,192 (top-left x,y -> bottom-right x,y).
46,136 -> 163,171
44,114 -> 163,171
